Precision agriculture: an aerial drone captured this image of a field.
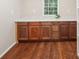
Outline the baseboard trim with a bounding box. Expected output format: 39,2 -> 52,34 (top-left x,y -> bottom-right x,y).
0,42 -> 16,58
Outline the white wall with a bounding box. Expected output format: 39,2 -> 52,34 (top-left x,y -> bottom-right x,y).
77,0 -> 79,8
0,0 -> 20,57
77,8 -> 79,57
20,0 -> 76,19
59,0 -> 76,19
77,0 -> 79,56
77,22 -> 79,57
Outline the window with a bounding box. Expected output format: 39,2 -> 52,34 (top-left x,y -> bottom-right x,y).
44,0 -> 60,18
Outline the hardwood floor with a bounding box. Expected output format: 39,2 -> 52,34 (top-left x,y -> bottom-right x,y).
1,41 -> 77,59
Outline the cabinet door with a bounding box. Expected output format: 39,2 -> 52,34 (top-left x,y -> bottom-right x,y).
69,22 -> 77,39
41,26 -> 51,40
41,22 -> 52,40
52,22 -> 60,40
29,26 -> 40,40
60,22 -> 69,39
17,25 -> 28,40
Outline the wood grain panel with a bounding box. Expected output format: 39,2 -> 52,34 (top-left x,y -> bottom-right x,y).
41,22 -> 52,25
17,22 -> 28,26
52,22 -> 60,39
60,22 -> 69,39
29,26 -> 41,40
29,22 -> 40,26
31,43 -> 44,59
52,31 -> 59,39
2,41 -> 77,59
41,26 -> 51,40
40,43 -> 51,59
17,25 -> 28,40
16,21 -> 77,41
69,22 -> 77,39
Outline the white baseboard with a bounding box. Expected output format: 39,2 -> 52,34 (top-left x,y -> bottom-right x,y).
0,42 -> 16,58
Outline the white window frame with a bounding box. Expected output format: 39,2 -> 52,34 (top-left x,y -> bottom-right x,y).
42,0 -> 60,18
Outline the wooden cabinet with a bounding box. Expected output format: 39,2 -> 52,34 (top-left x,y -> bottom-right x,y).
16,21 -> 77,42
60,22 -> 69,39
51,22 -> 60,40
28,22 -> 40,40
17,22 -> 28,40
41,22 -> 52,40
69,22 -> 77,39
29,26 -> 40,40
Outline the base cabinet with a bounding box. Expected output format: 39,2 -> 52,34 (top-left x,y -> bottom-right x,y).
69,22 -> 77,39
52,22 -> 60,40
41,26 -> 51,40
29,26 -> 40,40
41,22 -> 52,40
60,22 -> 69,39
17,22 -> 28,40
16,21 -> 76,42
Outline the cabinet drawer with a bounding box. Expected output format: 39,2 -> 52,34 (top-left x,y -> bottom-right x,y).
17,22 -> 28,26
41,22 -> 52,25
69,21 -> 76,24
59,22 -> 69,25
29,22 -> 41,26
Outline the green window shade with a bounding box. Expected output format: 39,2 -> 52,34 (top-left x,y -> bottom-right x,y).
44,0 -> 60,18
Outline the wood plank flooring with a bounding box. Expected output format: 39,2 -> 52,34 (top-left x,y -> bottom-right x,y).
1,41 -> 77,59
